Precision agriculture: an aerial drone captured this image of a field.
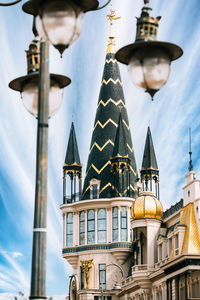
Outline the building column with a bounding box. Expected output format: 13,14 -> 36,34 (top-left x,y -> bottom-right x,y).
85,210 -> 87,244
170,279 -> 172,300
63,214 -> 66,247
176,275 -> 180,300
185,271 -> 188,300
161,282 -> 166,300
127,207 -> 130,242
95,209 -> 98,244
73,212 -> 79,246
166,280 -> 169,300
118,206 -> 121,242
107,208 -> 112,242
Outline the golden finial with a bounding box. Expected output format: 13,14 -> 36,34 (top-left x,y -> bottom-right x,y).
106,8 -> 121,54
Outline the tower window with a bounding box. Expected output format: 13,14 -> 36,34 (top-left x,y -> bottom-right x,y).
98,209 -> 107,243
112,207 -> 118,242
66,213 -> 73,247
121,207 -> 127,241
99,264 -> 106,290
90,179 -> 100,199
79,211 -> 85,245
188,190 -> 190,197
87,210 -> 95,244
92,184 -> 98,199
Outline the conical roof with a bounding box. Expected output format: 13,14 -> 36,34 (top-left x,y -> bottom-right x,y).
141,126 -> 158,171
64,122 -> 81,167
82,39 -> 137,200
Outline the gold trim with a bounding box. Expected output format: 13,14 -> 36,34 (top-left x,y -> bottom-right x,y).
93,119 -> 118,131
105,58 -> 117,64
64,162 -> 82,167
85,161 -> 111,177
127,144 -> 134,153
99,182 -> 112,194
97,98 -> 125,108
122,120 -> 130,130
102,78 -> 122,85
90,140 -> 114,153
130,166 -> 137,177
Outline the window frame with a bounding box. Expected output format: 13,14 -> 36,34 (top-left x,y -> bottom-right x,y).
97,208 -> 107,243
66,212 -> 73,247
87,209 -> 95,244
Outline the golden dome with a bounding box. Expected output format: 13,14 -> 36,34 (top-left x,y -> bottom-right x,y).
131,191 -> 163,220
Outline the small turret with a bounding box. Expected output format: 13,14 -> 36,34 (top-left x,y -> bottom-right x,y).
136,0 -> 161,42
140,126 -> 159,198
110,111 -> 131,197
63,122 -> 82,203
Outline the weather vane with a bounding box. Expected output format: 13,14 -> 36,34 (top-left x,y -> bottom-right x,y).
107,8 -> 121,42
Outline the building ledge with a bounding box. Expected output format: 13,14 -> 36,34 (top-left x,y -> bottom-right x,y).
62,242 -> 132,254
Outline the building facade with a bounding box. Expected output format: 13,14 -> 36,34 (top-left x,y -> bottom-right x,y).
60,7 -> 200,300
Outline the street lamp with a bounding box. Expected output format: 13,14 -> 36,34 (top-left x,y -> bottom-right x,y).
9,32 -> 70,300
101,263 -> 124,300
22,0 -> 111,56
115,0 -> 183,100
9,35 -> 71,116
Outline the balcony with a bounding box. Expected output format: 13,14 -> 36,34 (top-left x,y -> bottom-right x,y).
63,192 -> 82,204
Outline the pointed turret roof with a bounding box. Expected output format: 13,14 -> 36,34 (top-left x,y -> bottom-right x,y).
141,126 -> 158,171
112,112 -> 129,158
82,28 -> 137,200
64,122 -> 81,167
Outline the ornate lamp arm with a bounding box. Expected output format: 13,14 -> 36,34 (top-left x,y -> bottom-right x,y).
97,0 -> 111,10
0,0 -> 22,6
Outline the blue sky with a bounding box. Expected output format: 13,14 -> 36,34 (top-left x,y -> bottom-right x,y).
0,0 -> 200,298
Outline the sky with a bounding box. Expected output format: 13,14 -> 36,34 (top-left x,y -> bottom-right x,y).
0,0 -> 200,298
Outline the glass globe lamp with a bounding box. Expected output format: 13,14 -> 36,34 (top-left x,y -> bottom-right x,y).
35,0 -> 83,56
9,72 -> 71,117
128,47 -> 171,99
22,0 -> 111,55
115,0 -> 183,100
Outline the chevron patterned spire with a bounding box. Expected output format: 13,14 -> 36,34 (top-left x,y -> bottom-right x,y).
82,28 -> 137,200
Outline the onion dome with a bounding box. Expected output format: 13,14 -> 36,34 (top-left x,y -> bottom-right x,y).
131,191 -> 163,220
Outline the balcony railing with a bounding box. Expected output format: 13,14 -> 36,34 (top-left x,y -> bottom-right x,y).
63,193 -> 82,204
132,264 -> 148,272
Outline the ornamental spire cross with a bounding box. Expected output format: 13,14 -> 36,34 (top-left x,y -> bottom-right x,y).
107,9 -> 121,44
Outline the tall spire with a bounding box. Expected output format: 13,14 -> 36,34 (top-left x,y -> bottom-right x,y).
63,122 -> 82,204
82,12 -> 137,200
188,128 -> 193,172
141,127 -> 159,198
111,112 -> 131,197
64,122 -> 81,168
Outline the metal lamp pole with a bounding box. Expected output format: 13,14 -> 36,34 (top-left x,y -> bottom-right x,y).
30,41 -> 49,300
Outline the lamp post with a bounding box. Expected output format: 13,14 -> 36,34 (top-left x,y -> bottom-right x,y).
100,263 -> 124,300
115,0 -> 183,100
10,0 -> 111,298
9,34 -> 70,299
22,0 -> 111,56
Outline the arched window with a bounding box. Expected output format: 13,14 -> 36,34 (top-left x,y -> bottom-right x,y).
121,207 -> 127,241
87,210 -> 95,244
98,209 -> 106,243
79,211 -> 85,245
66,213 -> 73,246
112,207 -> 118,242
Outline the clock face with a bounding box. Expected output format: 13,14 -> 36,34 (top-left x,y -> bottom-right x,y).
69,275 -> 78,300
